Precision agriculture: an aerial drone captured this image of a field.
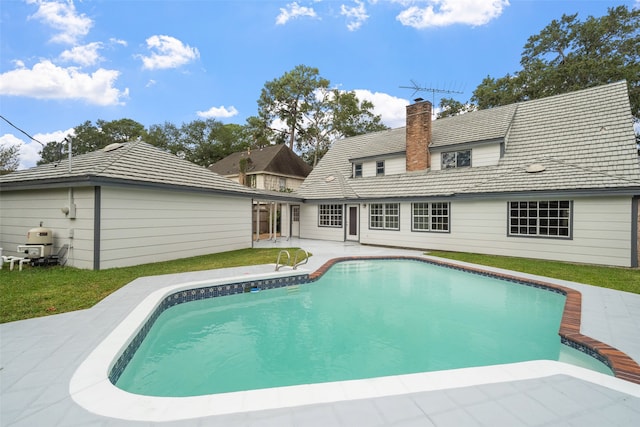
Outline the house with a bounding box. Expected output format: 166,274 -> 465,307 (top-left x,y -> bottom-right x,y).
2,82 -> 638,270
294,81 -> 640,267
0,141 -> 260,270
209,144 -> 312,192
209,144 -> 312,236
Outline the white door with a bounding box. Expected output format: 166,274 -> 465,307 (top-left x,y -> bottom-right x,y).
291,205 -> 300,237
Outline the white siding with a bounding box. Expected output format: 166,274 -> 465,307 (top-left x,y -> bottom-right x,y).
299,204 -> 345,241
384,157 -> 406,175
431,143 -> 501,171
361,161 -> 377,178
359,156 -> 405,177
470,144 -> 501,167
99,187 -> 251,269
0,187 -> 96,269
302,196 -> 634,267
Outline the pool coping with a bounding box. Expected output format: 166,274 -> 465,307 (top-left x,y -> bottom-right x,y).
68,255 -> 640,422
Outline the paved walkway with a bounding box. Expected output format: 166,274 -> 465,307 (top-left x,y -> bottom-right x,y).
1,239 -> 639,426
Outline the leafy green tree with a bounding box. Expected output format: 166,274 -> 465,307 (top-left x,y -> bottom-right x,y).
175,119 -> 251,167
244,115 -> 279,148
99,118 -> 147,144
38,118 -> 147,164
257,65 -> 330,150
437,98 -> 477,119
146,121 -> 182,154
472,5 -> 640,122
300,89 -> 388,166
38,140 -> 66,165
0,144 -> 20,174
257,65 -> 388,165
331,91 -> 387,137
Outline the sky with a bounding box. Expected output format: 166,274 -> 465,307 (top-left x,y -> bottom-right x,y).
1,0 -> 638,170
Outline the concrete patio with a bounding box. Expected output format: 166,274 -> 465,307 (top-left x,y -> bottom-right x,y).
1,239 -> 639,426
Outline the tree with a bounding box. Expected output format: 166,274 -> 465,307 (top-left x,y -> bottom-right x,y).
472,5 -> 640,123
437,98 -> 477,119
257,65 -> 388,165
168,119 -> 251,167
299,89 -> 388,166
0,144 -> 19,175
244,115 -> 277,148
146,121 -> 183,154
331,91 -> 388,137
257,65 -> 330,150
38,118 -> 147,164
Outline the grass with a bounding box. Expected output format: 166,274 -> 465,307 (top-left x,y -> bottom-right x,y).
0,248 -> 301,324
428,250 -> 640,295
2,247 -> 638,324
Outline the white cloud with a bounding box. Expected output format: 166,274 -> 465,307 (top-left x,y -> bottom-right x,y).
110,38 -> 127,47
139,35 -> 200,70
27,0 -> 93,44
341,1 -> 369,31
59,42 -> 103,66
276,2 -> 318,25
196,105 -> 239,119
0,60 -> 128,106
353,89 -> 409,128
395,0 -> 509,29
1,127 -> 74,170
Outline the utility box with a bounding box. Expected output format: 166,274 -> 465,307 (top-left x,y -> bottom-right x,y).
24,226 -> 54,258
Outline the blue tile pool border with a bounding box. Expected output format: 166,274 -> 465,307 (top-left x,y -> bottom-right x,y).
108,273 -> 309,385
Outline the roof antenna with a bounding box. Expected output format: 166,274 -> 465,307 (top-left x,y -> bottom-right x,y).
399,79 -> 464,116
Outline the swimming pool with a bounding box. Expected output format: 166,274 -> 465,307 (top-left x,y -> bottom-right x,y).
70,256 -> 637,422
113,258 -> 611,397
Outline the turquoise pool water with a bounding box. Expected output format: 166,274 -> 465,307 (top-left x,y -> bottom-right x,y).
115,259 -> 607,397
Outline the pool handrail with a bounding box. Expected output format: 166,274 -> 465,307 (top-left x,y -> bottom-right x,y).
292,249 -> 309,270
275,250 -> 290,271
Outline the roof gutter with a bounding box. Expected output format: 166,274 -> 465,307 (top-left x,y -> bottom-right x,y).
0,176 -> 260,199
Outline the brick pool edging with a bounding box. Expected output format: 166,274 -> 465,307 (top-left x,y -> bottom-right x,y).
308,255 -> 640,385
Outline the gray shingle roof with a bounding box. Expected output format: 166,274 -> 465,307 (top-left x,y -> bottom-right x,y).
296,81 -> 640,201
208,144 -> 312,178
0,141 -> 257,196
431,103 -> 517,148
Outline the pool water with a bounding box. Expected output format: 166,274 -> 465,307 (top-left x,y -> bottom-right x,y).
115,259 -> 601,397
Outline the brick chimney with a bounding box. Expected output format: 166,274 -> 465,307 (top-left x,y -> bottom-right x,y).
405,98 -> 432,172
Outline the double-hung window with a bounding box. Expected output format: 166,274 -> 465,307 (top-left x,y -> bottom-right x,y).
369,203 -> 399,230
318,204 -> 343,227
508,201 -> 572,238
412,202 -> 450,232
376,161 -> 385,176
442,150 -> 471,169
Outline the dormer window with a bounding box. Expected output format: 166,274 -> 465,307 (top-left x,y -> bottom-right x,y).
376,160 -> 385,176
354,163 -> 363,178
442,150 -> 471,169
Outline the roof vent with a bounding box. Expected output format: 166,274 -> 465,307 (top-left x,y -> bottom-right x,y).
526,163 -> 546,173
103,143 -> 123,152
325,175 -> 335,183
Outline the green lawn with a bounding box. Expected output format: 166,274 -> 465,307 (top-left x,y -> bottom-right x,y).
1,247 -> 638,324
428,250 -> 640,295
0,248 -> 301,324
